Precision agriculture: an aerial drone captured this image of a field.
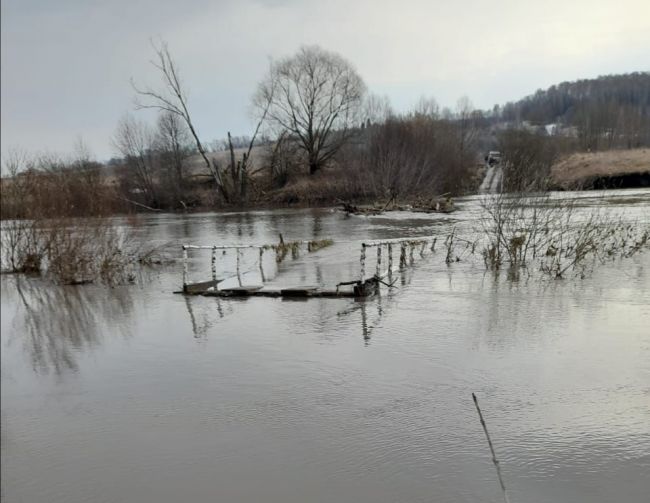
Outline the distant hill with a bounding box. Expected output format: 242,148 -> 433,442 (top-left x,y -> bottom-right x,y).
496,72 -> 650,150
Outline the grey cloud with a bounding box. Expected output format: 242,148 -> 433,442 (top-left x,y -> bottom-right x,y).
2,0 -> 649,160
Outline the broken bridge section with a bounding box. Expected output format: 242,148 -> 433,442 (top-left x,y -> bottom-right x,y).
178,235 -> 438,299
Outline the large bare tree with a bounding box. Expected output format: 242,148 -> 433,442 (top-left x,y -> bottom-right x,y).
131,41 -> 224,191
254,45 -> 366,175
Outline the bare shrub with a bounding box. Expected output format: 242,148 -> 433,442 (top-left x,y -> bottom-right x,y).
263,131 -> 304,188
45,220 -> 127,284
270,169 -> 369,206
1,148 -> 124,220
357,114 -> 477,200
497,129 -> 573,191
478,193 -> 650,278
1,214 -> 171,285
1,149 -> 157,284
1,220 -> 44,273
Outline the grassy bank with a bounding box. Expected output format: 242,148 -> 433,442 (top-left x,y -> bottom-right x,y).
551,148 -> 650,189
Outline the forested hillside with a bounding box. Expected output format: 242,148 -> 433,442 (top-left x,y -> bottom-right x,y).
498,72 -> 650,149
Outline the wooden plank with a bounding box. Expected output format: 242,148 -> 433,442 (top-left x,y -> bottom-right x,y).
183,279 -> 222,294
258,288 -> 283,297
182,282 -> 374,299
219,286 -> 263,297
280,286 -> 320,297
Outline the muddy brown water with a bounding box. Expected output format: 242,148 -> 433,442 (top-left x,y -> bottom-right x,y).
2,189 -> 650,503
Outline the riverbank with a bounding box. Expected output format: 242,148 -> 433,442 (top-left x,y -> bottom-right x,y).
551,148 -> 650,189
3,148 -> 650,220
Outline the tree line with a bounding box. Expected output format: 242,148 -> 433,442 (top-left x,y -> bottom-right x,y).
497,72 -> 650,150
2,45 -> 649,219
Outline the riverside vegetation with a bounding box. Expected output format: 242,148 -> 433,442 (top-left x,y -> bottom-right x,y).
1,44 -> 648,214
2,44 -> 649,285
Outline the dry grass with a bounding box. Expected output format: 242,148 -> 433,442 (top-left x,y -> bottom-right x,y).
270,171 -> 373,206
551,148 -> 650,188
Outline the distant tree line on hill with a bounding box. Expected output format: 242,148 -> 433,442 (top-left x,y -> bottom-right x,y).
497,72 -> 650,150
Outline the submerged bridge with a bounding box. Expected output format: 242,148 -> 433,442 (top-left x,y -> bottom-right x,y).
179,235 -> 439,299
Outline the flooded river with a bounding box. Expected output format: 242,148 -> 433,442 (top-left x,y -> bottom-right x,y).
2,189 -> 650,503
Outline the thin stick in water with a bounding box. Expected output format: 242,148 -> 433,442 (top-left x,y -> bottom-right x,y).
472,392 -> 511,503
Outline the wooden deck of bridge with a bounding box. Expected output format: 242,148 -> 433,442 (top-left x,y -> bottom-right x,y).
178,278 -> 380,299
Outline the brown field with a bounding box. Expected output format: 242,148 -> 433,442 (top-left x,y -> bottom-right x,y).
551,148 -> 650,188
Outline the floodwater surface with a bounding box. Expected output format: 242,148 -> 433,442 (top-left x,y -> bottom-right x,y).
2,189 -> 650,503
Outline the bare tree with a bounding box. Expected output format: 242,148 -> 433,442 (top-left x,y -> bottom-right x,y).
213,114 -> 269,203
70,137 -> 106,214
414,96 -> 440,119
112,114 -> 158,205
254,45 -> 366,175
155,111 -> 191,204
456,96 -> 478,160
131,41 -> 224,192
497,129 -> 559,191
362,93 -> 393,126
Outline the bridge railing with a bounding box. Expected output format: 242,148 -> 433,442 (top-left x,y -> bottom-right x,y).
360,236 -> 438,283
181,235 -> 439,292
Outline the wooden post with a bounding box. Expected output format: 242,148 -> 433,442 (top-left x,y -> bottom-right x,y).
400,243 -> 407,268
387,243 -> 393,283
211,247 -> 217,282
360,244 -> 366,282
376,245 -> 382,278
409,244 -> 415,264
431,237 -> 437,252
258,247 -> 266,282
182,246 -> 189,288
420,242 -> 426,257
236,248 -> 242,286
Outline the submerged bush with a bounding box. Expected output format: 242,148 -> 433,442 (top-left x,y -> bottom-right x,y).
476,193 -> 650,278
1,217 -> 164,285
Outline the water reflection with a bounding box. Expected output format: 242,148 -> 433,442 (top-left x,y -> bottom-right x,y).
184,294 -> 235,339
1,190 -> 648,503
312,213 -> 322,238
336,289 -> 396,345
5,276 -> 132,374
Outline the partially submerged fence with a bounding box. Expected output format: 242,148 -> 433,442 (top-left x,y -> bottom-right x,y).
181,240 -> 317,290
180,234 -> 438,298
359,236 -> 438,284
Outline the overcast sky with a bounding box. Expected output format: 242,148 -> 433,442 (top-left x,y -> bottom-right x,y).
2,0 -> 649,160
